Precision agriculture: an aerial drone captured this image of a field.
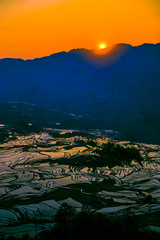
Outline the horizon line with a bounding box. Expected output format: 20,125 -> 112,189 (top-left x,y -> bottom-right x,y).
0,42 -> 159,61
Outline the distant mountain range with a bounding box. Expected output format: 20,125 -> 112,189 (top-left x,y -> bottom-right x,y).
0,43 -> 160,143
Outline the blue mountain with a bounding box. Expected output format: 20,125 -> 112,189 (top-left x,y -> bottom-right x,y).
0,43 -> 160,143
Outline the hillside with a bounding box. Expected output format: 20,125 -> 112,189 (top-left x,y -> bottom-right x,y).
0,129 -> 160,239
0,43 -> 160,143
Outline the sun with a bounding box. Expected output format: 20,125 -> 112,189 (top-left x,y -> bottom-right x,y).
94,43 -> 108,55
99,43 -> 106,49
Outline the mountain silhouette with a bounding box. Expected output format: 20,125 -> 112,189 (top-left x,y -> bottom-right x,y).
0,43 -> 160,143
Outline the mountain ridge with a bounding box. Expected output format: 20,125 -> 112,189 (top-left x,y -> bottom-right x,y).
0,42 -> 160,143
0,42 -> 159,62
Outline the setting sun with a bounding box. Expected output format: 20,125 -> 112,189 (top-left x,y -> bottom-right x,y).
100,44 -> 106,49
0,0 -> 159,59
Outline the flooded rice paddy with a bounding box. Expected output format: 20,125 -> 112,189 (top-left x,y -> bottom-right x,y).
0,131 -> 160,238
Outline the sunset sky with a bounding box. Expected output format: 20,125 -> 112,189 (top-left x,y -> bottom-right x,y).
0,0 -> 160,59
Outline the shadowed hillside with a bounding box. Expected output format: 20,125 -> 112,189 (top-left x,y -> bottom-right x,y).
0,43 -> 160,143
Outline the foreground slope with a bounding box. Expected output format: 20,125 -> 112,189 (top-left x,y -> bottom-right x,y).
0,129 -> 160,238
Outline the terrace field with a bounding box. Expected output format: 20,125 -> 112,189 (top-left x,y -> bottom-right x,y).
0,128 -> 160,239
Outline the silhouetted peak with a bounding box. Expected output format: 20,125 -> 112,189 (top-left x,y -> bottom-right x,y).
69,48 -> 91,54
112,43 -> 132,50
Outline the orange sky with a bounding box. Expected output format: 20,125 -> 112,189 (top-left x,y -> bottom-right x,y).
0,0 -> 160,59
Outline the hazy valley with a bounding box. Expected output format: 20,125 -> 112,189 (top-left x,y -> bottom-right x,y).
0,43 -> 160,144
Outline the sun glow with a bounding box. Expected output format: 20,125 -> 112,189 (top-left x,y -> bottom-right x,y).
0,0 -> 159,59
99,44 -> 106,49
